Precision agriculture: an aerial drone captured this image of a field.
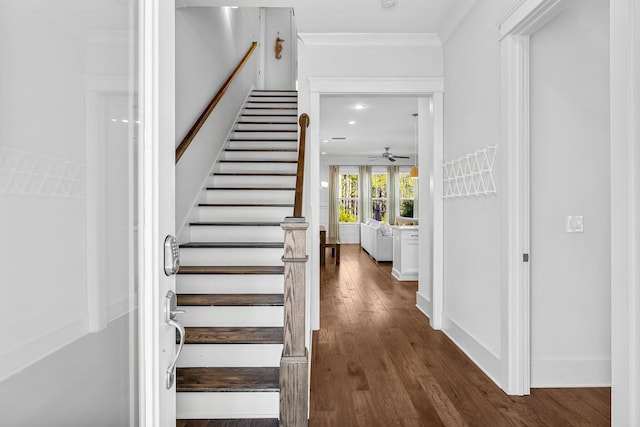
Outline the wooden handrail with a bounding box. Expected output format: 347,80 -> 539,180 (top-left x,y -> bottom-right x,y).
175,41 -> 258,164
293,113 -> 310,217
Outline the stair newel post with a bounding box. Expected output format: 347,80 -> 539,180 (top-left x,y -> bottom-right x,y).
280,217 -> 309,427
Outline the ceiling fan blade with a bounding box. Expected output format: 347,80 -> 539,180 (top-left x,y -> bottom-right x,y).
389,157 -> 397,162
394,155 -> 410,159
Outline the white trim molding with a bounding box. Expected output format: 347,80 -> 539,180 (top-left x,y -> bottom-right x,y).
442,315 -> 502,385
610,0 -> 640,424
498,0 -> 566,40
499,0 -> 566,396
307,78 -> 445,335
308,77 -> 444,95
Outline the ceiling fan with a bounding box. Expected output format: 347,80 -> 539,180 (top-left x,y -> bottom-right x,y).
368,147 -> 410,163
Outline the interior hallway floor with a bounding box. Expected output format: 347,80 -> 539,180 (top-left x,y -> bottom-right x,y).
309,244 -> 610,426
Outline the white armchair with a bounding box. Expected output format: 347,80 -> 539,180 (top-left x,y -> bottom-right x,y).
360,220 -> 393,262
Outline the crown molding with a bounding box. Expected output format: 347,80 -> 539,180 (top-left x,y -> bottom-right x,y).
297,33 -> 441,47
176,0 -> 294,8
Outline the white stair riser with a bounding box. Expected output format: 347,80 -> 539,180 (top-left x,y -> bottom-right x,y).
177,274 -> 284,294
177,392 -> 279,419
189,226 -> 284,243
176,306 -> 283,327
228,140 -> 298,150
205,189 -> 294,204
180,247 -> 284,266
243,108 -> 296,115
224,151 -> 298,161
248,96 -> 297,103
178,344 -> 283,368
232,131 -> 296,140
208,174 -> 296,188
198,205 -> 292,222
240,115 -> 297,123
236,123 -> 297,131
246,102 -> 297,109
217,162 -> 297,173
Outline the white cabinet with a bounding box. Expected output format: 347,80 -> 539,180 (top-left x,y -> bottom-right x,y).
391,226 -> 419,281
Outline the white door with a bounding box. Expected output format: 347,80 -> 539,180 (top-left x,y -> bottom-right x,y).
0,0 -> 140,423
0,0 -> 177,425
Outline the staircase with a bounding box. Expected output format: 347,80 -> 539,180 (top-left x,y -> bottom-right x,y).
176,90 -> 299,423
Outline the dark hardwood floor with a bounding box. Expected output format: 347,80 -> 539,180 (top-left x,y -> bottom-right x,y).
310,244 -> 611,426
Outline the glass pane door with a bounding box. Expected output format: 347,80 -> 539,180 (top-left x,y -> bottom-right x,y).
0,1 -> 140,424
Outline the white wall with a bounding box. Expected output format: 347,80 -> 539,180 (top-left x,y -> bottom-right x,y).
529,0 -> 610,387
264,8 -> 295,90
175,6 -> 261,230
442,0 -> 511,382
0,0 -> 137,421
443,0 -> 612,389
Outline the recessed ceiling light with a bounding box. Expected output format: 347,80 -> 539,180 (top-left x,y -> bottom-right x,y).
322,139 -> 329,143
321,152 -> 327,155
348,120 -> 356,125
352,103 -> 367,110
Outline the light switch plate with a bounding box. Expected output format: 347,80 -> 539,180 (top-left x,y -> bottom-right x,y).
567,215 -> 584,233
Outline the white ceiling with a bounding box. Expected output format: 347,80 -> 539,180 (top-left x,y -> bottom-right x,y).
295,0 -> 459,34
177,0 -> 475,38
319,95 -> 419,159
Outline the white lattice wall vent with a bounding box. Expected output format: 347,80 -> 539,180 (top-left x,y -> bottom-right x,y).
443,145 -> 497,199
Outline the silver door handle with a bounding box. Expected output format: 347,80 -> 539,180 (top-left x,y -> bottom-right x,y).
164,290 -> 186,389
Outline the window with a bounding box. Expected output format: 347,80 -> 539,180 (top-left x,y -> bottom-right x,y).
339,173 -> 358,222
399,172 -> 416,218
371,172 -> 388,222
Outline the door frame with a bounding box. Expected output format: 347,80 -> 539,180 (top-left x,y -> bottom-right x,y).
498,0 -> 568,396
306,77 -> 445,331
139,0 -> 176,425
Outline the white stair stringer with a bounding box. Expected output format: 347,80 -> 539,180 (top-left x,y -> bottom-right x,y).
176,89 -> 298,421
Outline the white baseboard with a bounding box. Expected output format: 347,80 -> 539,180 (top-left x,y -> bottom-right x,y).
415,291 -> 432,319
0,317 -> 87,382
442,315 -> 502,387
531,359 -> 611,387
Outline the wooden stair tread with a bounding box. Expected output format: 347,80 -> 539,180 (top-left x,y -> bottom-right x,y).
176,367 -> 279,392
213,172 -> 296,176
189,222 -> 280,227
229,138 -> 297,142
180,242 -> 284,249
241,114 -> 297,117
178,266 -> 284,275
236,122 -> 297,126
233,129 -> 297,132
225,148 -> 297,152
182,326 -> 283,344
178,294 -> 284,307
177,419 -> 279,427
205,187 -> 295,191
219,160 -> 297,163
198,203 -> 293,207
243,107 -> 296,110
